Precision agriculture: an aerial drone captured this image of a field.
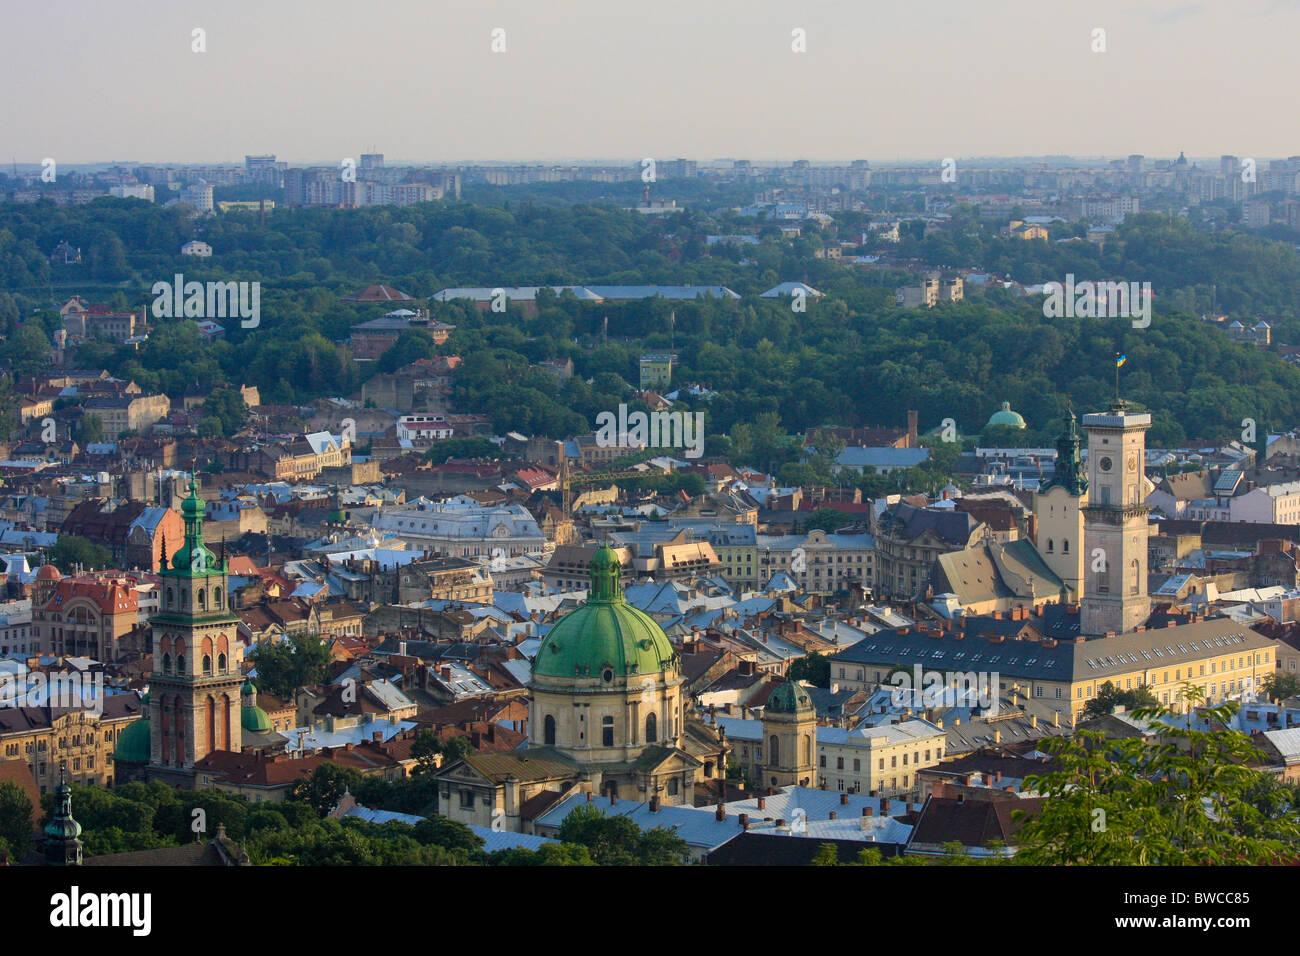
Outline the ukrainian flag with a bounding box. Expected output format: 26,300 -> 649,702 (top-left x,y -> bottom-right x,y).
1116,354 -> 1127,367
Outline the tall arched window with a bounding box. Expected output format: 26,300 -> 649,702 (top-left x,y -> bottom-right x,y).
166,587 -> 174,608
221,694 -> 232,750
601,716 -> 614,747
202,654 -> 212,676
543,715 -> 556,746
1046,539 -> 1054,553
645,712 -> 658,743
217,653 -> 227,673
214,586 -> 222,609
206,697 -> 216,754
160,699 -> 171,763
1063,539 -> 1070,554
769,734 -> 780,765
802,733 -> 811,765
198,589 -> 206,610
1130,559 -> 1140,595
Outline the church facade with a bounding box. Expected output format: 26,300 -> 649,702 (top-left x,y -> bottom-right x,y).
434,547 -> 728,832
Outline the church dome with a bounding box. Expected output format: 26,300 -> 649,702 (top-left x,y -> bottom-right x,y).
242,703 -> 272,733
113,717 -> 152,763
532,546 -> 677,682
987,401 -> 1026,430
36,564 -> 62,581
241,681 -> 271,732
767,680 -> 814,715
113,692 -> 151,763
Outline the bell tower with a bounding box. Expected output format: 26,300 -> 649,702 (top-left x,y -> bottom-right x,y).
1080,401 -> 1151,636
1034,411 -> 1088,601
148,475 -> 244,786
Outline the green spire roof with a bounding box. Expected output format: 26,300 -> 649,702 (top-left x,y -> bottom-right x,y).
532,548 -> 677,680
1042,410 -> 1088,496
167,472 -> 221,577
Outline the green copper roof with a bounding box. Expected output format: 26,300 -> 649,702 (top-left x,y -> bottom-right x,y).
242,703 -> 272,733
113,718 -> 152,763
986,401 -> 1026,429
767,680 -> 814,714
532,547 -> 677,680
164,473 -> 223,577
1042,410 -> 1088,496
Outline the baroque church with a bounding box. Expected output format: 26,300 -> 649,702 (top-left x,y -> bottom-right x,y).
433,546 -> 735,832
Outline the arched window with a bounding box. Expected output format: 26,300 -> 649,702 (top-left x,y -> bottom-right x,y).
180,590 -> 188,608
543,715 -> 556,746
221,694 -> 231,750
202,654 -> 212,676
176,654 -> 185,674
769,734 -> 780,765
206,697 -> 215,754
166,587 -> 173,608
1130,559 -> 1140,595
802,733 -> 811,765
645,712 -> 658,743
601,716 -> 615,747
162,653 -> 171,674
1063,539 -> 1069,554
217,653 -> 227,673
198,589 -> 206,610
1046,538 -> 1054,553
214,586 -> 222,608
160,699 -> 171,763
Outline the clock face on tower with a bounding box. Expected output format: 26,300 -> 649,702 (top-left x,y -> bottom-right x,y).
1099,456 -> 1113,472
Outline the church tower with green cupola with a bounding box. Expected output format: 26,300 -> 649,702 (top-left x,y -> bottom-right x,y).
147,475 -> 244,786
1034,410 -> 1089,602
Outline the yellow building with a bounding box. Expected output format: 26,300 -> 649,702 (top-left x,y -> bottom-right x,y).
0,694 -> 143,793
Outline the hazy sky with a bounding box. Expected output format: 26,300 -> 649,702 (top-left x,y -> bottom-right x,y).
5,0 -> 1298,164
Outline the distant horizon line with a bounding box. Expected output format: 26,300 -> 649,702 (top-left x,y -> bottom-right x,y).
4,153 -> 1281,171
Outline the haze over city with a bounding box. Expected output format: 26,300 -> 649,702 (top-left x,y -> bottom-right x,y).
7,0 -> 1300,162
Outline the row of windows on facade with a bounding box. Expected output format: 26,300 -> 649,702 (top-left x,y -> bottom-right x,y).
157,635 -> 233,676
4,730 -> 116,757
825,775 -> 910,792
164,585 -> 224,611
541,712 -> 661,747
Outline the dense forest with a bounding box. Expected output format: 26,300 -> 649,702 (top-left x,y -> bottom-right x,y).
2,197 -> 1300,452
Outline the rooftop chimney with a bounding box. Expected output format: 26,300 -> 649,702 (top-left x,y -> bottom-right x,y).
715,804 -> 725,822
840,792 -> 849,805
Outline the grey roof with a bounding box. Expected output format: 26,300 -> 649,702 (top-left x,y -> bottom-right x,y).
836,447 -> 931,469
534,794 -> 745,849
469,825 -> 557,852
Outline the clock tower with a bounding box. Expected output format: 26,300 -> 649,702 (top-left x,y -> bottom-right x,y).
1080,401 -> 1151,636
148,476 -> 244,786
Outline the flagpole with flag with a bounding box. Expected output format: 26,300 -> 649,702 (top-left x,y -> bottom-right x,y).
1115,352 -> 1126,401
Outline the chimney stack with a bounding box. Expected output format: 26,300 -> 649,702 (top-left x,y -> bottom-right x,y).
840,792 -> 849,805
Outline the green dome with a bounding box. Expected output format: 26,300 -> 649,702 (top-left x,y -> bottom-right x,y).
767,681 -> 814,715
242,703 -> 272,733
986,401 -> 1026,429
114,717 -> 152,763
533,547 -> 677,681
242,680 -> 256,696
